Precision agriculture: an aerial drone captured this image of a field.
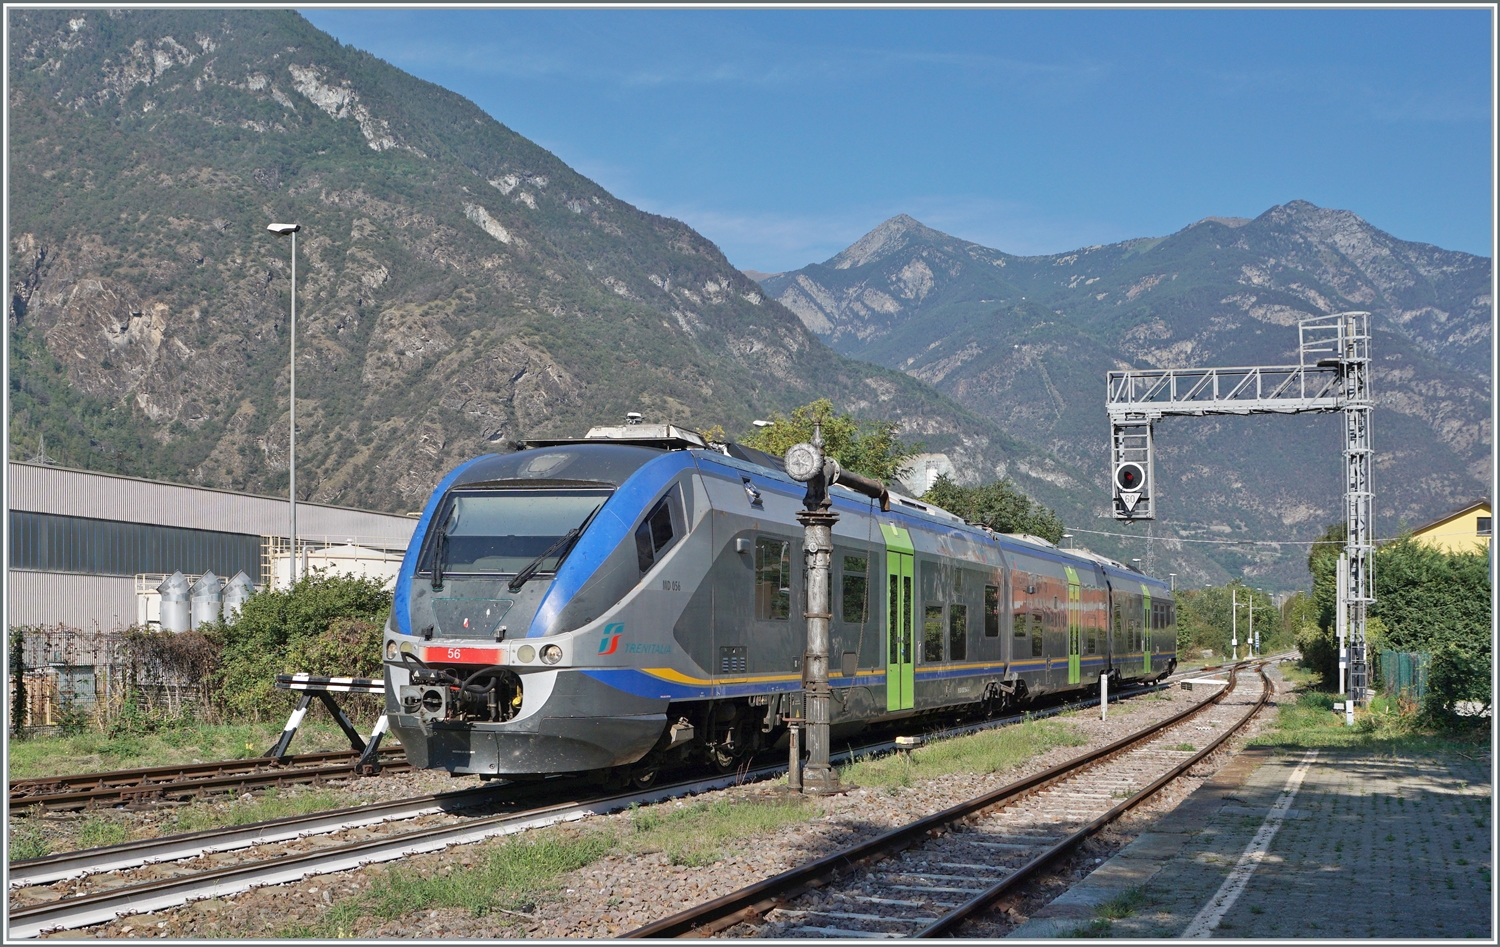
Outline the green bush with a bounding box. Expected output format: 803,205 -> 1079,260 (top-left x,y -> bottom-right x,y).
1423,645 -> 1492,730
207,571 -> 392,722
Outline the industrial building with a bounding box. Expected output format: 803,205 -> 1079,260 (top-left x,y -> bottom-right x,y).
7,461 -> 416,633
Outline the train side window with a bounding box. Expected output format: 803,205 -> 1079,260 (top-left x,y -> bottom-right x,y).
754,537 -> 791,621
1031,613 -> 1045,657
923,605 -> 944,662
948,603 -> 967,661
842,555 -> 868,623
985,586 -> 1000,637
634,497 -> 676,572
1013,611 -> 1028,638
1086,623 -> 1096,654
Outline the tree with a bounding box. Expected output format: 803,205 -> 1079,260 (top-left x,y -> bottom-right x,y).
204,571 -> 392,721
1175,582 -> 1283,658
919,474 -> 1065,545
740,398 -> 920,483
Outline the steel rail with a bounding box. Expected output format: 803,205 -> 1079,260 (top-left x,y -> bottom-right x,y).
7,778 -> 539,889
8,753 -> 411,811
6,673 -> 1207,938
9,748 -> 404,800
7,675 -> 1174,890
916,665 -> 1271,936
623,668 -> 1248,939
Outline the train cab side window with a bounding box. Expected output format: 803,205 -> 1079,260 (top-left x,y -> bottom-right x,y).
923,605 -> 944,662
634,497 -> 676,572
842,555 -> 868,623
984,586 -> 1000,637
754,537 -> 791,620
1031,613 -> 1045,657
949,604 -> 967,661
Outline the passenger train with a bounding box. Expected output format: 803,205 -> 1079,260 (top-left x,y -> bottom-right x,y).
383,423 -> 1177,785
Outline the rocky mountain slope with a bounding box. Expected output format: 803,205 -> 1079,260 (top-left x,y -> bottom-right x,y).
7,9 -> 1074,523
759,207 -> 1491,587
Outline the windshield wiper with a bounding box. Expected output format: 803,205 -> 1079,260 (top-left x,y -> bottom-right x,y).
508,527 -> 581,592
431,531 -> 448,591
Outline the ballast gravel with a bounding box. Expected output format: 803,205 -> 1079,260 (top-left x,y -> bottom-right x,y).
39,671 -> 1278,939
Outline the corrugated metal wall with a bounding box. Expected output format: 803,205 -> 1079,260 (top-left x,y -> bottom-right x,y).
7,571 -> 136,631
8,462 -> 417,543
7,462 -> 420,631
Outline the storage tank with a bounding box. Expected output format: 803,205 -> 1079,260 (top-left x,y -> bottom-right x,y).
190,571 -> 223,629
158,572 -> 191,633
222,571 -> 255,622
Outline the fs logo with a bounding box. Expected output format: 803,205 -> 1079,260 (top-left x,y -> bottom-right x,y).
598,623 -> 625,656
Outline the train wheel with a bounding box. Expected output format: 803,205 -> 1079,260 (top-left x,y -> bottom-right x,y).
629,754 -> 662,790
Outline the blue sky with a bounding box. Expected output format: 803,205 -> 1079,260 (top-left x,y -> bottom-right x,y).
303,8 -> 1493,272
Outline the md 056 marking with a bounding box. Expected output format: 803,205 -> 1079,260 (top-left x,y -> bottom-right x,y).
382,419 -> 1178,785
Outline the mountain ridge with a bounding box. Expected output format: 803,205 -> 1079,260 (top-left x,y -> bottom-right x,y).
755,203 -> 1492,588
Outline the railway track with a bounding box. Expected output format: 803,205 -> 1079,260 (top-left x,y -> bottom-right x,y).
7,670 -> 1222,940
7,748 -> 409,811
624,663 -> 1271,939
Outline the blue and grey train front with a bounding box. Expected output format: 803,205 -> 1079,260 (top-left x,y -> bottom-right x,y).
384,443 -> 682,776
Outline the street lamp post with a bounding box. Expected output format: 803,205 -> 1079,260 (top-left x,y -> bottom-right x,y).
267,223 -> 301,584
784,421 -> 889,794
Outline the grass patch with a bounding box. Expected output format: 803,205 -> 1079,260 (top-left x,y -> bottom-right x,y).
1172,743 -> 1196,752
7,719 -> 389,781
1096,887 -> 1153,919
627,794 -> 820,866
839,718 -> 1087,789
77,815 -> 131,849
9,823 -> 52,861
1252,681 -> 1487,753
1066,918 -> 1116,937
282,829 -> 616,936
278,792 -> 820,936
168,787 -> 378,835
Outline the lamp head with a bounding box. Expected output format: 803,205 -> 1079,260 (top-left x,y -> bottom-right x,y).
266,223 -> 301,236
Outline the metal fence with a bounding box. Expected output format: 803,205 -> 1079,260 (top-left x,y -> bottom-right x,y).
7,624 -> 215,735
1380,650 -> 1429,701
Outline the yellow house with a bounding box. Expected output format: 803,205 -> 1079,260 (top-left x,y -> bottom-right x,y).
1410,500 -> 1491,554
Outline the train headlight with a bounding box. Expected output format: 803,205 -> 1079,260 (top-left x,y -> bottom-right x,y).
540,644 -> 563,665
385,641 -> 398,661
517,645 -> 536,663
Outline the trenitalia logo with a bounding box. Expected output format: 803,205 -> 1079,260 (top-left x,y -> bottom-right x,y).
598,623 -> 624,655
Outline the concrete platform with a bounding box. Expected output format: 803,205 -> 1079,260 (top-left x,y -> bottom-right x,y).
1009,743 -> 1493,939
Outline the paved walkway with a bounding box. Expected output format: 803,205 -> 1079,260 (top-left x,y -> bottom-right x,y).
1010,743 -> 1493,939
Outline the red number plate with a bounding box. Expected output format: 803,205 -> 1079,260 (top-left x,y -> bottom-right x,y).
421,646 -> 502,665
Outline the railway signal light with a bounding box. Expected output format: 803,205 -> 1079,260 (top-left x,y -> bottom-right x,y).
1114,462 -> 1147,515
1115,462 -> 1145,492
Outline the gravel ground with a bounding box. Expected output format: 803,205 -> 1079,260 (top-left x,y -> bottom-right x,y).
41,669 -> 1282,940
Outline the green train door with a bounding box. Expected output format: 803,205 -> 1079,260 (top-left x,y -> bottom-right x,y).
1064,566 -> 1082,684
1141,583 -> 1152,674
881,524 -> 915,711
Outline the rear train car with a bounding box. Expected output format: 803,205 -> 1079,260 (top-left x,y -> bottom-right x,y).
383,427 -> 1175,782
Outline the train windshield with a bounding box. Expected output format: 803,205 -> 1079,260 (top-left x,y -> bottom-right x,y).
420,490 -> 610,576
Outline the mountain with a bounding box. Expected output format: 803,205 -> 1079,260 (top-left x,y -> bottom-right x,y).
6,9 -> 1076,524
759,207 -> 1492,587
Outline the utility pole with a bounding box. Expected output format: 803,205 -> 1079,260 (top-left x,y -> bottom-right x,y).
1231,587 -> 1238,661
784,420 -> 889,794
267,223 -> 301,584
